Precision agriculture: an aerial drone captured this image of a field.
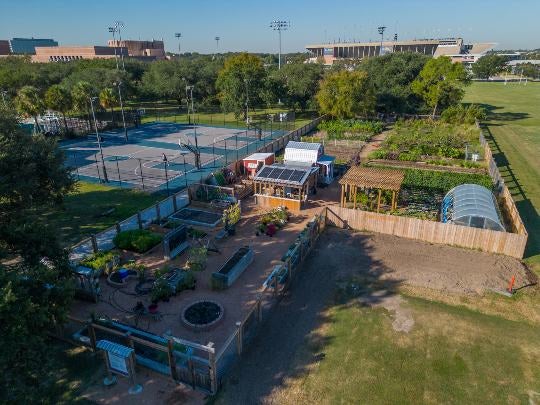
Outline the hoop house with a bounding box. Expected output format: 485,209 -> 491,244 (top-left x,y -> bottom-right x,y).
441,184 -> 504,231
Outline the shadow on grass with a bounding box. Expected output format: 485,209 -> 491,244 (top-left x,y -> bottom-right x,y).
481,125 -> 539,260
213,227 -> 403,404
474,103 -> 530,122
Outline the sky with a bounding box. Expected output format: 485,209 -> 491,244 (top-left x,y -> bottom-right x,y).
1,0 -> 539,53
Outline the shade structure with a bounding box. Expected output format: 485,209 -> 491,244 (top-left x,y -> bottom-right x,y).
441,184 -> 504,231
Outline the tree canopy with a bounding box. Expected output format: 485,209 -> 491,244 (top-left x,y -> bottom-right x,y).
216,53 -> 266,118
316,70 -> 376,119
272,62 -> 324,111
359,52 -> 429,113
411,56 -> 470,117
0,109 -> 75,402
472,54 -> 508,79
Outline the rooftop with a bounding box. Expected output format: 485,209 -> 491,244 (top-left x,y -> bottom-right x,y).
339,166 -> 405,191
254,164 -> 317,187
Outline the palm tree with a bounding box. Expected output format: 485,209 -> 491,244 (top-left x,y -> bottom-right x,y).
15,86 -> 45,133
99,88 -> 118,125
71,81 -> 94,131
45,84 -> 72,134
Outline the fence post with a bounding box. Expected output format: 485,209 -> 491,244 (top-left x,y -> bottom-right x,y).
91,235 -> 98,253
256,294 -> 262,322
208,343 -> 217,394
172,194 -> 178,211
167,338 -> 179,380
115,223 -> 121,234
87,321 -> 97,352
273,272 -> 279,296
156,203 -> 161,223
137,212 -> 143,230
235,321 -> 243,355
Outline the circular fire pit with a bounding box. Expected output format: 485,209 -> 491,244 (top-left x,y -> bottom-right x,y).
181,300 -> 224,331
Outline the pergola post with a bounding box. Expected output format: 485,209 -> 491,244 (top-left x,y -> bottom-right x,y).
377,189 -> 382,213
340,184 -> 345,207
391,191 -> 396,210
353,186 -> 357,209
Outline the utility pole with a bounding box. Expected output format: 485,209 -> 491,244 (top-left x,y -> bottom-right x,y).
114,81 -> 128,141
185,84 -> 198,150
109,23 -> 129,142
175,33 -> 182,56
378,26 -> 386,56
270,20 -> 290,69
90,97 -> 109,182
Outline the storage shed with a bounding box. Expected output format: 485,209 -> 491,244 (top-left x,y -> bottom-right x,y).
441,184 -> 505,231
242,152 -> 275,178
284,141 -> 335,185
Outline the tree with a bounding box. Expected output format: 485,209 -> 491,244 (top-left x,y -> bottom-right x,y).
519,63 -> 540,79
360,52 -> 429,113
99,87 -> 118,124
411,56 -> 470,117
216,53 -> 266,119
45,84 -> 72,133
273,62 -> 324,111
316,70 -> 376,119
0,109 -> 75,402
15,85 -> 45,132
71,81 -> 94,131
472,54 -> 507,79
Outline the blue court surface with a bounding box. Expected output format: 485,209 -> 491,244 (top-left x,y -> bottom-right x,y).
60,122 -> 286,192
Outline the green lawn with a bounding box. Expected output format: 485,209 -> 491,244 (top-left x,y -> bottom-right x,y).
464,82 -> 540,273
42,181 -> 163,247
267,290 -> 540,404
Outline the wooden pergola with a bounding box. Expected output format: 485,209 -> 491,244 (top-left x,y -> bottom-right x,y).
339,167 -> 405,212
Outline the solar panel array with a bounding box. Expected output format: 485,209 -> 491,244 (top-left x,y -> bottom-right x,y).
254,166 -> 311,185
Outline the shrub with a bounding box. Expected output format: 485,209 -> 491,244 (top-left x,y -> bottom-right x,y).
318,119 -> 384,140
80,251 -> 119,271
441,104 -> 487,124
403,169 -> 492,192
151,279 -> 171,303
113,229 -> 162,253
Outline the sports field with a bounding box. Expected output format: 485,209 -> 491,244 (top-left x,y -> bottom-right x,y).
60,122 -> 285,192
464,81 -> 540,273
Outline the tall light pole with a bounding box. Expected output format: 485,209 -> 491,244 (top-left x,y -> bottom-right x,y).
214,36 -> 220,56
175,33 -> 182,56
185,84 -> 198,149
114,20 -> 126,70
108,26 -> 119,70
90,97 -> 109,183
244,78 -> 250,125
114,81 -> 128,141
378,26 -> 386,56
270,20 -> 290,69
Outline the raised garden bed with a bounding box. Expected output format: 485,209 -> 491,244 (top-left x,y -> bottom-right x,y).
211,246 -> 254,289
113,229 -> 163,253
181,300 -> 224,331
170,208 -> 222,228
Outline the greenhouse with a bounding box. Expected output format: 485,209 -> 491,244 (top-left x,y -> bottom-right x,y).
441,184 -> 505,231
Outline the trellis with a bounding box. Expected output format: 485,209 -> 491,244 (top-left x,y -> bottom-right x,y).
339,167 -> 405,212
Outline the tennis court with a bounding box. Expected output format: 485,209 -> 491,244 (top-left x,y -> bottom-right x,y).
61,122 -> 286,191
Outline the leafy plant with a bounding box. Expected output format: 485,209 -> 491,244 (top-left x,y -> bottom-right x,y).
113,229 -> 162,253
318,119 -> 384,140
222,202 -> 241,226
80,251 -> 119,271
403,169 -> 492,192
150,279 -> 171,303
186,247 -> 208,272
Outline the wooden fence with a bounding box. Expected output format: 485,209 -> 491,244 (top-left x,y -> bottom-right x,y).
326,206 -> 527,258
214,210 -> 327,387
478,126 -> 528,236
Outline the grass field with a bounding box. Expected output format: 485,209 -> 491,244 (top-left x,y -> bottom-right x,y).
41,182 -> 163,247
265,291 -> 540,404
464,82 -> 540,273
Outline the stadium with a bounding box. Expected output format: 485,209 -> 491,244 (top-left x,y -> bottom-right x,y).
306,37 -> 495,66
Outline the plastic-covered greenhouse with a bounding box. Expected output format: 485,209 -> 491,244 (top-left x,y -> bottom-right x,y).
441,184 -> 505,231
